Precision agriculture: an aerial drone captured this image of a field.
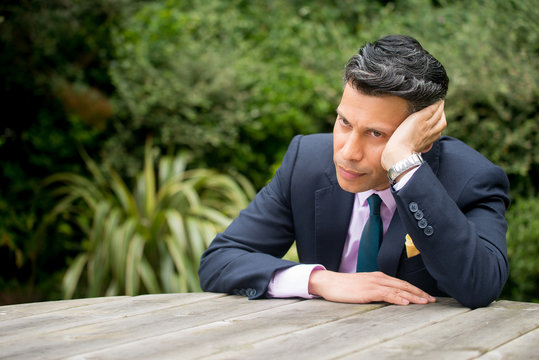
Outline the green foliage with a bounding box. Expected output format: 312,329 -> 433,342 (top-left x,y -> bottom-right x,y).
350,0 -> 539,197
44,139 -> 254,299
106,0 -> 361,186
1,0 -> 537,304
0,0 -> 133,303
501,197 -> 539,302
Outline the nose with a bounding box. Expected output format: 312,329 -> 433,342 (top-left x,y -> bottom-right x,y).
340,132 -> 363,162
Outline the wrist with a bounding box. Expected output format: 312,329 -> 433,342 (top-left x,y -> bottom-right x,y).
308,269 -> 329,296
381,148 -> 414,171
387,152 -> 424,185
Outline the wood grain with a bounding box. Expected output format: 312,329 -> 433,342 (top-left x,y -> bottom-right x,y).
0,294 -> 537,360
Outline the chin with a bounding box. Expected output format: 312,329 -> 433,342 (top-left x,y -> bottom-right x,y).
337,177 -> 389,193
336,178 -> 368,194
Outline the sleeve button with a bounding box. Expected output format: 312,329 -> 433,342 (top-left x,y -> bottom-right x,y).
409,202 -> 419,212
418,218 -> 428,229
414,210 -> 424,220
424,226 -> 434,236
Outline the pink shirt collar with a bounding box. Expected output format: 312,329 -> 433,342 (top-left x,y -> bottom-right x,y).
355,187 -> 396,215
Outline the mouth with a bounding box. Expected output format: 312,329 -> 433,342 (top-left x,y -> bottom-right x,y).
337,165 -> 365,180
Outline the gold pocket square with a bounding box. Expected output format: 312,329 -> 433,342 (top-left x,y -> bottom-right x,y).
405,234 -> 420,258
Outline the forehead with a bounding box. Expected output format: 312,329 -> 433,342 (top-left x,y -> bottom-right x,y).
337,84 -> 410,129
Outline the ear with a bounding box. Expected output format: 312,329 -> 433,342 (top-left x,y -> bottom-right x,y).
421,143 -> 434,153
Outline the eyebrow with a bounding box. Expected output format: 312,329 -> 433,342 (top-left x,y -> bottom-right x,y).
335,108 -> 395,134
335,108 -> 346,119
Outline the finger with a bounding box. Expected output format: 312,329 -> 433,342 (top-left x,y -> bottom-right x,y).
378,287 -> 429,306
430,101 -> 445,123
434,111 -> 447,131
377,273 -> 434,300
425,100 -> 444,117
388,285 -> 437,305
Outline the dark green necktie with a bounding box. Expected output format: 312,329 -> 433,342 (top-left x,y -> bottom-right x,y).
356,194 -> 383,272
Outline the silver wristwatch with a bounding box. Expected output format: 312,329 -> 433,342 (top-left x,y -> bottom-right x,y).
387,152 -> 424,185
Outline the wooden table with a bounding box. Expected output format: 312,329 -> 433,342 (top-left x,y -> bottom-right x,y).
1,293 -> 538,359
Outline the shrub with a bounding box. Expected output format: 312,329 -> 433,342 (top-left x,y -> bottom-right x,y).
106,0 -> 359,187
351,0 -> 539,197
2,0 -> 537,303
44,139 -> 254,298
501,197 -> 539,302
0,0 -> 132,303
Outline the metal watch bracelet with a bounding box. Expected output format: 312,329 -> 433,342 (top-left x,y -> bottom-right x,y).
387,152 -> 424,185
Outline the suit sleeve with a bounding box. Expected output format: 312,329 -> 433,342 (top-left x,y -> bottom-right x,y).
198,136 -> 304,299
393,162 -> 510,308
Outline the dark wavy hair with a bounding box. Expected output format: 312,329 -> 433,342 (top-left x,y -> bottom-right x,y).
344,35 -> 449,112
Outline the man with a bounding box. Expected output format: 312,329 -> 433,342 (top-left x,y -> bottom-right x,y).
198,35 -> 510,308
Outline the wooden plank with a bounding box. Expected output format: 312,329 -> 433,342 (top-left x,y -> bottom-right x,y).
2,294 -> 537,360
336,300 -> 539,359
475,326 -> 539,359
203,297 -> 470,360
0,293 -> 223,344
0,296 -> 127,322
64,299 -> 386,359
0,295 -> 299,360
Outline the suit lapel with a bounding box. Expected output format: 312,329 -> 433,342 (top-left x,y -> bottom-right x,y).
314,165 -> 355,271
312,140 -> 441,275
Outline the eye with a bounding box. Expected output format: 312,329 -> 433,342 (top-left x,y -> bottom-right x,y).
370,129 -> 383,138
338,116 -> 351,128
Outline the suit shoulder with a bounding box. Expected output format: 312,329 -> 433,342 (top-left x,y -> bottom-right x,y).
286,133 -> 334,185
291,133 -> 333,167
295,133 -> 333,151
439,136 -> 501,171
437,136 -> 509,191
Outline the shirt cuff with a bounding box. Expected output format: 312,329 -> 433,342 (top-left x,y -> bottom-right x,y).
267,264 -> 326,299
392,166 -> 420,191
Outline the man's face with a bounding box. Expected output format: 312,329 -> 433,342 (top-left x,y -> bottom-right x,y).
333,84 -> 410,193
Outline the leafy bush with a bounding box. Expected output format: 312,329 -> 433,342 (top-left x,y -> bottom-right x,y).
501,197 -> 539,302
1,0 -> 537,303
44,139 -> 254,299
106,0 -> 361,187
351,0 -> 539,197
0,0 -> 133,303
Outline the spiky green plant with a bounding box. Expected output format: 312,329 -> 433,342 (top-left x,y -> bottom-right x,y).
45,139 -> 255,299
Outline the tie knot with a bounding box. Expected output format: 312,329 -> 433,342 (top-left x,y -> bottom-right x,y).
367,194 -> 382,216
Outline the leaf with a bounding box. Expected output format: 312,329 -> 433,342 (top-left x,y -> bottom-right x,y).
126,234 -> 145,296
63,254 -> 88,300
185,216 -> 206,262
164,234 -> 188,278
165,210 -> 188,251
110,169 -> 138,216
89,201 -> 112,246
158,155 -> 173,188
111,217 -> 136,286
191,205 -> 233,228
105,281 -> 119,297
78,144 -> 108,187
171,152 -> 190,177
138,258 -> 161,293
143,137 -> 156,217
159,245 -> 176,293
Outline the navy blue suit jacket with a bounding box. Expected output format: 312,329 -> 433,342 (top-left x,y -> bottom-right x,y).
199,134 -> 510,308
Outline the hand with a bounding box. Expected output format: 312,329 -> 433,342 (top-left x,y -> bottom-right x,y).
308,270 -> 436,305
381,101 -> 446,171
